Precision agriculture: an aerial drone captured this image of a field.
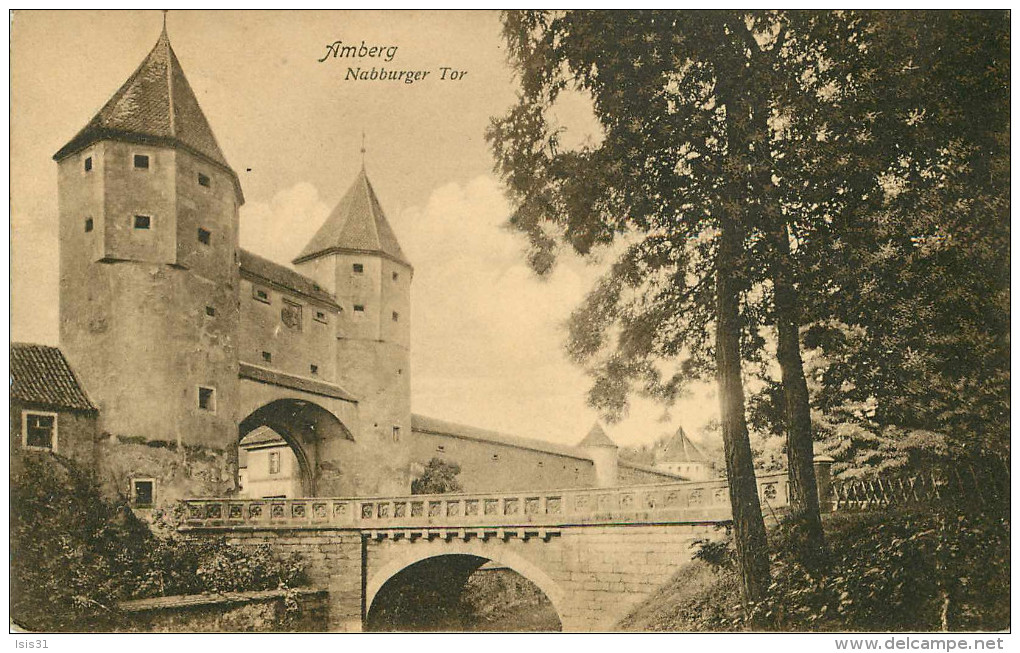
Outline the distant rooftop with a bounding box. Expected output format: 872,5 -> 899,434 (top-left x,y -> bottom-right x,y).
658,426 -> 709,464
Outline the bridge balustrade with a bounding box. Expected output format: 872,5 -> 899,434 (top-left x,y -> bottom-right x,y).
181,472 -> 791,530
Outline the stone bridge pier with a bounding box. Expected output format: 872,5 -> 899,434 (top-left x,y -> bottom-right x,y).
183,471 -> 800,631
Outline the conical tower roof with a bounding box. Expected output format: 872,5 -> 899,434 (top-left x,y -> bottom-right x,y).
53,25 -> 240,199
658,426 -> 708,463
578,423 -> 618,449
294,167 -> 411,268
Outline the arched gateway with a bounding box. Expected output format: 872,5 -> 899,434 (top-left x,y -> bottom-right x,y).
239,398 -> 354,496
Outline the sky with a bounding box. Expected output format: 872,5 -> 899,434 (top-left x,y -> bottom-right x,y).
10,10 -> 720,450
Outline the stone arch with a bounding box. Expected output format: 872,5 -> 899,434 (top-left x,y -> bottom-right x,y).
239,398 -> 354,497
364,542 -> 566,628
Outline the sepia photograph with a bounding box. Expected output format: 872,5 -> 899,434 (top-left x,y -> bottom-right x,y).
8,9 -> 1010,636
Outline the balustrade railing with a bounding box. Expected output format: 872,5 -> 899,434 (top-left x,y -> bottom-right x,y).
181,472 -> 791,530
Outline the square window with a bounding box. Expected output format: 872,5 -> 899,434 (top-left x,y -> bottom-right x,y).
84,156 -> 93,172
392,311 -> 399,322
310,364 -> 319,375
23,412 -> 56,451
198,386 -> 216,411
314,310 -> 328,324
253,287 -> 270,304
84,217 -> 94,232
134,215 -> 151,230
437,445 -> 445,453
269,451 -> 281,475
205,306 -> 216,317
353,305 -> 365,313
261,351 -> 272,363
132,479 -> 155,508
134,154 -> 149,169
197,228 -> 211,245
198,172 -> 211,187
392,271 -> 399,281
492,454 -> 500,462
352,263 -> 364,274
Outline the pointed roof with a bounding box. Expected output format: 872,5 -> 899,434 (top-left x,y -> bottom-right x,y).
53,26 -> 241,200
658,426 -> 708,464
578,423 -> 618,449
293,168 -> 411,268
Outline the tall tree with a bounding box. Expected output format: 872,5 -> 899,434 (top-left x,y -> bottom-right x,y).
489,10 -> 777,603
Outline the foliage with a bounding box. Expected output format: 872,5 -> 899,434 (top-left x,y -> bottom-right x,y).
411,457 -> 463,494
621,501 -> 1010,631
11,454 -> 308,632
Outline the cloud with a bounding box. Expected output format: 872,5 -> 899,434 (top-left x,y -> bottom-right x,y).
239,182 -> 331,266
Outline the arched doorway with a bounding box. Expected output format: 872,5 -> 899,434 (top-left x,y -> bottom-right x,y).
365,553 -> 563,632
238,398 -> 354,497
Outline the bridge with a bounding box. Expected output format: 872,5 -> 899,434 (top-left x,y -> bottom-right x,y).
181,467 -> 814,631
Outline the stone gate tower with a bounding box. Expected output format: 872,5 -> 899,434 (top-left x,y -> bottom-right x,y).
293,166 -> 414,492
54,26 -> 243,461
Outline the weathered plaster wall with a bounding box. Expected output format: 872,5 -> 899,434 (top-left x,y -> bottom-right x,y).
238,277 -> 338,382
411,429 -> 598,492
9,404 -> 97,467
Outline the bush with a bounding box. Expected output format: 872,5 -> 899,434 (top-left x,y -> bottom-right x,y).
411,457 -> 462,494
11,454 -> 308,632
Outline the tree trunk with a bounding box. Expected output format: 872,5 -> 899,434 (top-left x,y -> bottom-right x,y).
769,222 -> 825,552
716,214 -> 772,607
713,40 -> 773,608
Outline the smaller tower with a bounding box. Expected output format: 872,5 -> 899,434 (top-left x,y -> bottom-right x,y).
578,423 -> 619,488
655,426 -> 711,480
293,163 -> 412,495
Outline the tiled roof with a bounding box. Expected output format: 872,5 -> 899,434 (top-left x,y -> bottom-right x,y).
238,362 -> 356,402
578,423 -> 618,448
53,27 -> 241,201
239,249 -> 341,309
10,343 -> 96,412
618,460 -> 686,480
411,414 -> 592,462
294,168 -> 411,268
658,426 -> 709,463
239,425 -> 286,448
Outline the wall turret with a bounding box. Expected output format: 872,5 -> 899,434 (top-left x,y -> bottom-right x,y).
578,423 -> 619,488
293,165 -> 412,494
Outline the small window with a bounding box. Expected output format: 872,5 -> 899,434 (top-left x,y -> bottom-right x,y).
252,287 -> 270,304
205,306 -> 216,317
392,271 -> 399,282
353,305 -> 365,313
131,479 -> 155,508
492,454 -> 500,462
197,228 -> 211,245
392,426 -> 401,442
84,217 -> 94,232
198,386 -> 216,411
437,445 -> 445,453
314,310 -> 328,324
84,156 -> 93,172
269,451 -> 281,475
352,263 -> 364,274
133,215 -> 151,230
310,364 -> 319,375
23,411 -> 56,451
392,311 -> 399,322
198,172 -> 211,187
134,154 -> 150,169
261,351 -> 272,363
